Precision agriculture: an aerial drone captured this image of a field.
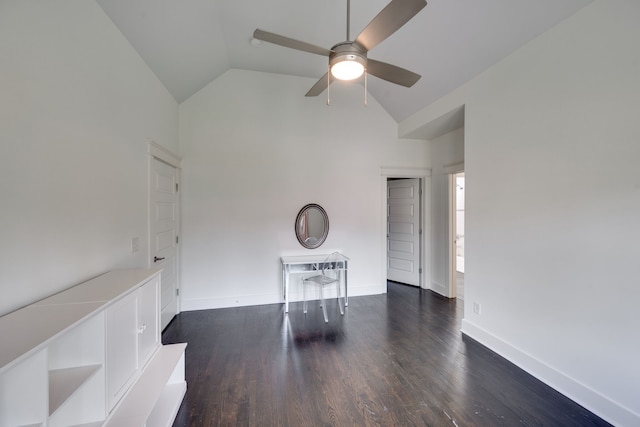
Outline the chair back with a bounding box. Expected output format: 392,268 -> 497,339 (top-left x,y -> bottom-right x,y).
321,252 -> 344,279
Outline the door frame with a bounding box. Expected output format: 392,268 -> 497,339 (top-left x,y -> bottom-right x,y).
147,140 -> 182,313
444,162 -> 464,299
386,178 -> 421,287
381,167 -> 431,293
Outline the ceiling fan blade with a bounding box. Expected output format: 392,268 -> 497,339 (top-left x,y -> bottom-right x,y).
367,59 -> 421,87
253,29 -> 332,56
305,72 -> 335,97
354,0 -> 427,52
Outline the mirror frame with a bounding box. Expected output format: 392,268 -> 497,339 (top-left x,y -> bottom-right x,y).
295,203 -> 329,249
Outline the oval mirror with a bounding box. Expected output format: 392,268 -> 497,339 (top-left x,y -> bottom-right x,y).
295,204 -> 329,249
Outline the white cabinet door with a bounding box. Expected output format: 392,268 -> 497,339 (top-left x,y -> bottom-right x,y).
106,278 -> 160,412
137,278 -> 159,369
106,292 -> 138,411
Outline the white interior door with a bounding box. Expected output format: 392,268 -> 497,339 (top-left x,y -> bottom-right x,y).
150,157 -> 179,330
387,178 -> 421,286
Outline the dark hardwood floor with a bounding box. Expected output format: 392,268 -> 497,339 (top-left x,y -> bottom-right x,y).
163,282 -> 610,426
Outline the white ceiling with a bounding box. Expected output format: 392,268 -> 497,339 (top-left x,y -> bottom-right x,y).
96,0 -> 592,122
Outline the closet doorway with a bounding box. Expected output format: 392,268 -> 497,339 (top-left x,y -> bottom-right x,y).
381,167 -> 430,293
387,178 -> 422,287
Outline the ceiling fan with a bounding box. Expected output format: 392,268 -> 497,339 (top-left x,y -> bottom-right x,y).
253,0 -> 427,98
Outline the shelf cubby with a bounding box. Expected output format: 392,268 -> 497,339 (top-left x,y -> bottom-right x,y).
49,364 -> 102,415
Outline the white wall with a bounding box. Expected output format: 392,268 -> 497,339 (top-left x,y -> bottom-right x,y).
400,0 -> 639,424
179,69 -> 429,310
428,128 -> 464,296
0,1 -> 179,316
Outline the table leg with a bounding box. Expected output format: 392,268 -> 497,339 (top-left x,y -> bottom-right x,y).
344,262 -> 348,307
284,265 -> 290,313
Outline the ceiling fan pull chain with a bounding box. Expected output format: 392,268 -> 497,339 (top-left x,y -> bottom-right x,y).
364,70 -> 368,107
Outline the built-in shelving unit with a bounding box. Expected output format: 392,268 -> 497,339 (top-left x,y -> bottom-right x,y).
0,269 -> 186,427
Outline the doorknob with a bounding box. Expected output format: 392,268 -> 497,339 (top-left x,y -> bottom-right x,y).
153,256 -> 165,263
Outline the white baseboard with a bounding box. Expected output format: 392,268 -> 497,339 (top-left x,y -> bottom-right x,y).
430,281 -> 447,296
181,292 -> 281,311
461,319 -> 639,427
181,285 -> 383,312
345,285 -> 385,297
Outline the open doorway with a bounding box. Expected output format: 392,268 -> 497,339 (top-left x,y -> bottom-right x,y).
453,172 -> 465,300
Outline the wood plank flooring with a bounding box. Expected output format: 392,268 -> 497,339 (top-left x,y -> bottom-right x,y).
162,282 -> 610,426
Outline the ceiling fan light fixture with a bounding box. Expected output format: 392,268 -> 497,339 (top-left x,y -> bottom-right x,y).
329,46 -> 367,80
331,55 -> 365,80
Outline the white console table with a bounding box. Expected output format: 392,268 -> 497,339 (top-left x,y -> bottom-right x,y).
280,254 -> 349,313
0,268 -> 186,427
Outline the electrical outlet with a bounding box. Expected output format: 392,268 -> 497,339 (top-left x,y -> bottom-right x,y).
473,302 -> 481,315
131,237 -> 140,253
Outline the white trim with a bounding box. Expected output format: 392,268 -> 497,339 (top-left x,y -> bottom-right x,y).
461,320 -> 639,427
147,140 -> 181,168
443,162 -> 464,174
381,166 -> 432,178
430,281 -> 447,295
381,167 -> 432,292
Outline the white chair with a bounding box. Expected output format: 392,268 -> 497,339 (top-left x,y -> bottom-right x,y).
303,252 -> 345,322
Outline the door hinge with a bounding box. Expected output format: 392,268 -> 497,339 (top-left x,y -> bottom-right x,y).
419,268 -> 423,274
176,235 -> 179,244
176,288 -> 180,296
175,183 -> 179,192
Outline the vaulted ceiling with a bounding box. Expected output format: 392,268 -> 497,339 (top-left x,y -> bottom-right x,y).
96,0 -> 592,122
